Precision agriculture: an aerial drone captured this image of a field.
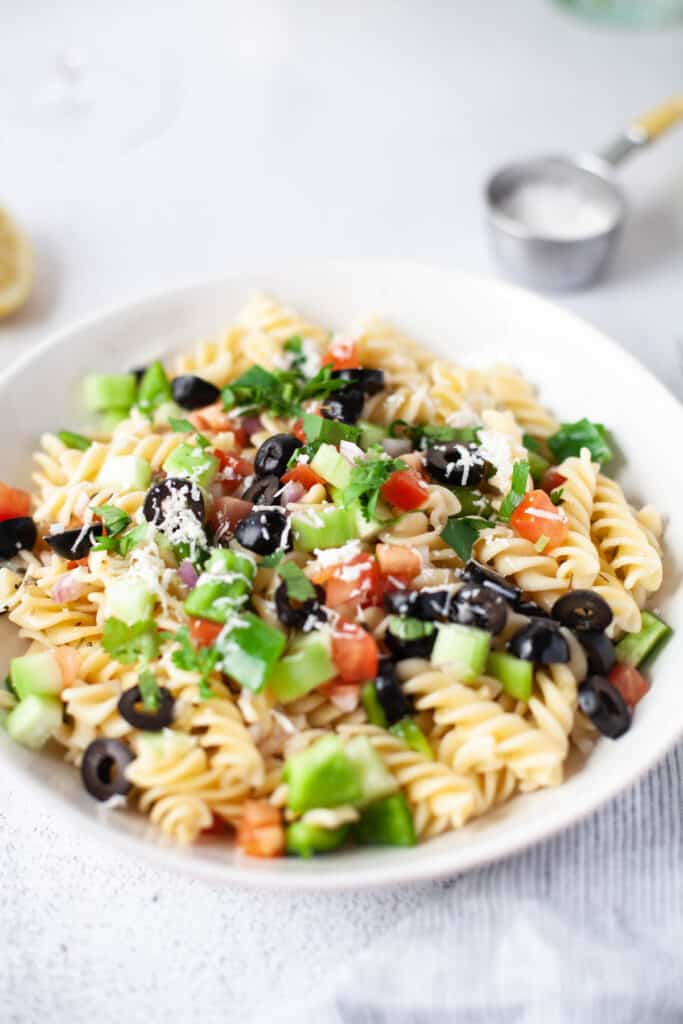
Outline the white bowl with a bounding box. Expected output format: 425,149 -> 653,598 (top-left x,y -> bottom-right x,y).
2,260 -> 681,889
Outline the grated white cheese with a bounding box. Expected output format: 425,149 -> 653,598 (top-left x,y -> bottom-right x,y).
312,540 -> 362,569
478,428 -> 515,494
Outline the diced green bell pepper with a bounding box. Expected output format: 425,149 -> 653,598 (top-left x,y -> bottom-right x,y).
137,361 -> 173,414
283,735 -> 363,813
301,413 -> 360,445
268,632 -> 336,702
291,505 -> 358,551
285,821 -> 350,858
431,623 -> 490,683
216,612 -> 285,692
615,610 -> 672,668
361,681 -> 388,728
486,651 -> 533,701
163,443 -> 219,488
353,793 -> 416,847
389,717 -> 433,759
345,735 -> 398,807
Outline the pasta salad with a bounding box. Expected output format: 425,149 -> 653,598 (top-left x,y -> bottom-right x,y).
0,295 -> 671,859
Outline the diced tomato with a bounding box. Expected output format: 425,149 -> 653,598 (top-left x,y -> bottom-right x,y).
317,678 -> 361,713
66,557 -> 89,570
323,554 -> 382,608
510,489 -> 568,550
189,403 -> 248,446
608,663 -> 650,708
376,543 -> 421,579
322,337 -> 360,371
214,451 -> 254,494
210,496 -> 253,538
541,468 -> 567,495
281,464 -> 325,490
292,418 -> 307,443
380,469 -> 429,511
0,483 -> 31,523
202,813 -> 229,836
189,618 -> 223,647
236,800 -> 285,858
54,647 -> 81,689
332,621 -> 379,683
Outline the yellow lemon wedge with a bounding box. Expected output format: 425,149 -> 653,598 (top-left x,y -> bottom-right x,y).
0,207 -> 32,319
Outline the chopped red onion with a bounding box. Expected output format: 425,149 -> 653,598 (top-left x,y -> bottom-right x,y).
178,559 -> 199,589
52,570 -> 88,604
241,415 -> 264,438
281,481 -> 305,505
382,437 -> 413,457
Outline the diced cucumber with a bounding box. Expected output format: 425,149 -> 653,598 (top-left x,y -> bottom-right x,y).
291,505 -> 358,551
137,361 -> 172,414
431,623 -> 490,682
353,793 -> 416,847
204,548 -> 256,582
162,443 -> 219,488
284,735 -> 363,813
345,735 -> 398,808
486,651 -> 533,701
99,409 -> 130,432
310,443 -> 352,489
389,717 -> 433,759
354,503 -> 385,541
184,580 -> 247,623
527,450 -> 550,484
105,578 -> 156,625
301,413 -> 360,445
83,373 -> 137,413
285,821 -> 349,858
216,612 -> 286,692
5,694 -> 62,749
615,610 -> 672,668
268,631 -> 336,702
361,681 -> 388,727
387,617 -> 435,641
98,455 -> 152,491
358,421 -> 388,451
152,400 -> 184,427
450,487 -> 494,518
10,651 -> 63,699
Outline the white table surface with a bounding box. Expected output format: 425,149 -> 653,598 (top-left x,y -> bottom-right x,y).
1,3 -> 682,1022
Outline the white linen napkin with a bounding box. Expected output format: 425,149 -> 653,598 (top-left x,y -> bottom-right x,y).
253,742 -> 683,1024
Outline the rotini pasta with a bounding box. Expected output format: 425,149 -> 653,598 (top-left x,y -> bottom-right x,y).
0,293 -> 666,863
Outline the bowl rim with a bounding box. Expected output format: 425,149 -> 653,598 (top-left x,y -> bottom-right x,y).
2,258 -> 681,890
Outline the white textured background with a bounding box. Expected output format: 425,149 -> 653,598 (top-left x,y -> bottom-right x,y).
1,2 -> 682,1022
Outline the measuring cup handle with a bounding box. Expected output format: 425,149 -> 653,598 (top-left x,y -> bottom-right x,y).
599,95 -> 683,167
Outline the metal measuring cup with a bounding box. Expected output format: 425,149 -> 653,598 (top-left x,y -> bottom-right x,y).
485,97 -> 683,290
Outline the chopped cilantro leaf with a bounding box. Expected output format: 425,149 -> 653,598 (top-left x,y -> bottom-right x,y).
388,420 -> 480,448
102,618 -> 162,664
547,419 -> 613,465
522,432 -> 542,453
441,516 -> 490,561
283,336 -> 306,373
499,460 -> 530,522
138,669 -> 161,711
341,452 -> 407,521
221,361 -> 345,420
550,487 -> 564,506
58,430 -> 92,451
278,561 -> 316,602
168,417 -> 195,433
169,626 -> 219,699
92,522 -> 149,557
91,504 -> 131,538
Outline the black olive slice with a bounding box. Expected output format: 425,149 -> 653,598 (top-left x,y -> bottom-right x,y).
254,434 -> 302,479
509,619 -> 570,665
578,675 -> 631,739
579,631 -> 615,677
234,508 -> 289,555
451,584 -> 507,635
143,478 -> 206,527
44,523 -> 104,560
0,517 -> 37,560
383,590 -> 420,617
462,560 -> 521,604
274,580 -> 326,628
81,738 -> 135,801
117,686 -> 175,731
552,590 -> 613,633
515,600 -> 552,620
321,386 -> 365,425
425,443 -> 487,487
384,617 -> 436,660
375,657 -> 413,725
415,589 -> 455,621
171,375 -> 221,410
330,368 -> 384,395
242,475 -> 282,506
